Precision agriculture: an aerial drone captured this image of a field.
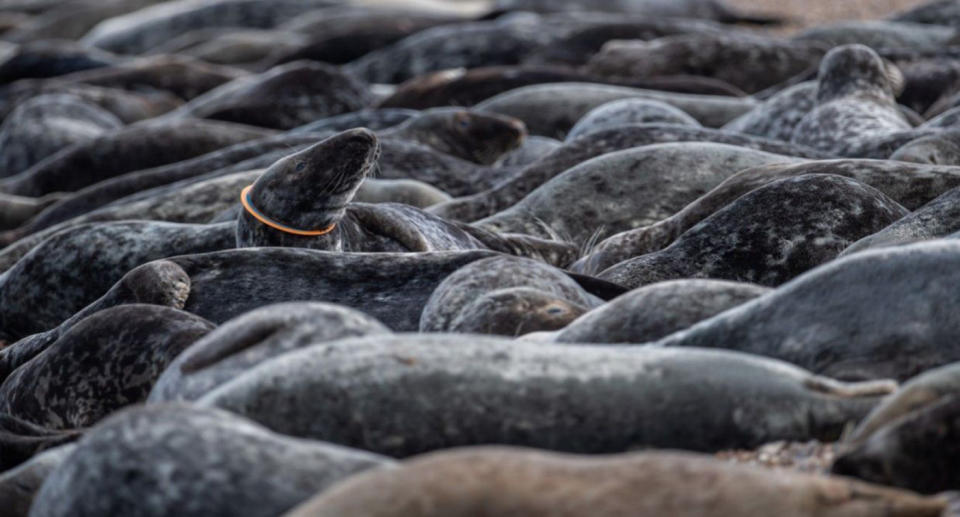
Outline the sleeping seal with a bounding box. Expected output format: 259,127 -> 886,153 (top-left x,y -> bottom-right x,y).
197,335 -> 892,455
29,404 -> 391,517
597,175 -> 907,289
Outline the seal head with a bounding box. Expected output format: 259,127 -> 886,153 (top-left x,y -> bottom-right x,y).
237,128 -> 380,247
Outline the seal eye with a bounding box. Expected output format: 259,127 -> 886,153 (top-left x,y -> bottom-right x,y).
295,162 -> 306,172
546,306 -> 565,315
458,117 -> 470,130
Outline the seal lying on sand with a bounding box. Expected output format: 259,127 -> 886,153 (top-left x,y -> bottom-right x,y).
285,446 -> 949,517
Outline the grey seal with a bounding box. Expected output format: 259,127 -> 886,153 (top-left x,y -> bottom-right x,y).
586,33 -> 823,94
597,175 -> 908,289
476,82 -> 757,137
552,279 -> 770,344
0,305 -> 214,429
791,45 -> 911,156
235,129 -> 575,266
197,335 -> 891,455
419,255 -> 605,336
0,221 -> 233,342
285,447 -> 949,517
0,93 -> 121,178
430,124 -> 827,223
565,98 -> 699,141
575,158 -> 960,274
842,185 -> 960,255
656,240 -> 960,382
0,119 -> 272,196
29,404 -> 392,517
149,302 -> 391,403
161,61 -> 373,129
474,142 -> 801,245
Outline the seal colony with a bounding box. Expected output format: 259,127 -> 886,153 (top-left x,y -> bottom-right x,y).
5,0 -> 960,515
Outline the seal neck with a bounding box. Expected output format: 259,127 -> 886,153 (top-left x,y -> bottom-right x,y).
240,184 -> 336,237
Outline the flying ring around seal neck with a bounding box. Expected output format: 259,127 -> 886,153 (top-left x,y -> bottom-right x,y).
240,184 -> 337,237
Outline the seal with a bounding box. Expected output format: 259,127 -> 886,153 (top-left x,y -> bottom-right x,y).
7,132 -> 325,240
890,135 -> 960,165
791,45 -> 912,156
488,0 -> 783,24
76,248 -> 501,333
0,413 -> 80,472
1,0 -> 160,43
149,302 -> 391,403
429,124 -> 828,223
551,279 -> 770,344
842,185 -> 960,256
656,240 -> 960,382
375,108 -> 526,165
0,192 -> 63,232
565,98 -> 700,141
235,129 -> 575,266
0,39 -> 118,84
82,0 -> 339,54
162,61 -> 373,129
290,108 -> 418,134
55,54 -> 246,101
586,33 -> 824,94
0,259 -> 193,382
574,159 -> 960,275
0,305 -> 214,429
343,17 -> 549,84
476,82 -> 758,137
0,118 -> 273,197
493,135 -> 561,168
419,255 -> 606,335
0,444 -> 75,517
197,335 -> 891,455
846,362 -> 960,446
262,7 -> 461,67
0,220 -> 233,342
597,175 -> 908,289
474,142 -> 802,246
0,93 -> 121,178
29,404 -> 392,517
722,81 -> 818,142
164,28 -> 310,68
376,65 -> 747,110
891,0 -> 960,27
0,79 -> 182,124
285,447 -> 949,517
832,393 -> 960,495
792,20 -> 959,50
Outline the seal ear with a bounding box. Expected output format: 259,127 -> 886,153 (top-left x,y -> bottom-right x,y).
563,271 -> 629,301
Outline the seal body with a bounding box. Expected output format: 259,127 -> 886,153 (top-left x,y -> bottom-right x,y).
419,255 -> 604,335
197,335 -> 890,455
149,302 -> 391,403
285,447 -> 947,517
597,175 -> 907,288
29,404 -> 391,517
553,279 -> 769,344
0,305 -> 214,429
656,240 -> 960,382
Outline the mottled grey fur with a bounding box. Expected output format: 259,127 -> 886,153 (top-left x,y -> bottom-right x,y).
198,335 -> 890,455
598,175 -> 908,288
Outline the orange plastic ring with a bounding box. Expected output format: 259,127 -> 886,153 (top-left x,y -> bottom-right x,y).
240,184 -> 336,237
